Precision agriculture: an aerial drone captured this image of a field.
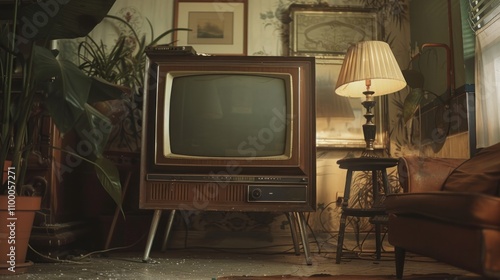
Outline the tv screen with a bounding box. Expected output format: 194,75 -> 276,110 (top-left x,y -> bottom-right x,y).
166,73 -> 291,158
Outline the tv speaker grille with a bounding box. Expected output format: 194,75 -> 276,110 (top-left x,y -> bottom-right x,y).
225,184 -> 246,202
147,182 -> 246,202
149,182 -> 190,201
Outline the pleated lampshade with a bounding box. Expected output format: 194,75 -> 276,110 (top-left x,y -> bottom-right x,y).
335,41 -> 406,97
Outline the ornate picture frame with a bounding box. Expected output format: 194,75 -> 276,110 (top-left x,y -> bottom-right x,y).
289,5 -> 379,56
173,0 -> 248,55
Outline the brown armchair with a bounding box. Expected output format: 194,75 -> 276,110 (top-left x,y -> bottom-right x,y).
386,142 -> 500,279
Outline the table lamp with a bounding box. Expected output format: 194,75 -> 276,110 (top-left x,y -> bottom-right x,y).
335,41 -> 406,157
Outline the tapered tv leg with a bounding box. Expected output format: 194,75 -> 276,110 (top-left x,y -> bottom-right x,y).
161,210 -> 177,251
286,212 -> 301,255
296,212 -> 312,265
142,210 -> 162,263
395,246 -> 406,279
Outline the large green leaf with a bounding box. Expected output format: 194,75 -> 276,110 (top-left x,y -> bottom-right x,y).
403,87 -> 424,124
18,0 -> 116,40
94,156 -> 122,209
33,45 -> 90,133
32,45 -> 124,205
73,104 -> 112,157
33,46 -> 124,134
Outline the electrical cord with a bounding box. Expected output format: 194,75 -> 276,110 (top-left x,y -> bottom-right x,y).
27,232 -> 148,263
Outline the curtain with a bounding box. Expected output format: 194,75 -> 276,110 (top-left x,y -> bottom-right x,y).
474,4 -> 500,148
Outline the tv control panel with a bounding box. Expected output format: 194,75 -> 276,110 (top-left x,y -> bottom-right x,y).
146,174 -> 308,184
247,185 -> 307,203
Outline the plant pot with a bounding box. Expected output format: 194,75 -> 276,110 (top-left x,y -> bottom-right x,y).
0,195 -> 41,274
2,160 -> 11,185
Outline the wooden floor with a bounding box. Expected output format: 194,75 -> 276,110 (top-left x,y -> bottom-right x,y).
4,248 -> 483,280
3,225 -> 487,279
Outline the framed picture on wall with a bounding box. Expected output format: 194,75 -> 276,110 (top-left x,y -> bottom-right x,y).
173,0 -> 248,55
289,5 -> 379,56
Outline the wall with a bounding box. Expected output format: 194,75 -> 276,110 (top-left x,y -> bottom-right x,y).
79,0 -> 470,251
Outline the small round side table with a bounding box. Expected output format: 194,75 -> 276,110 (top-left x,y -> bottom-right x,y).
335,157 -> 398,264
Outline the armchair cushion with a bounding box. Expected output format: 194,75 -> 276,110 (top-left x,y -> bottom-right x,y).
442,142 -> 500,196
386,191 -> 500,229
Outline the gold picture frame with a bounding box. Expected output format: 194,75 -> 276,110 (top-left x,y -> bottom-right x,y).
289,5 -> 379,56
174,0 -> 248,55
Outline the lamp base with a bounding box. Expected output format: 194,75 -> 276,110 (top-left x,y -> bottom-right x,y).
361,149 -> 379,158
361,91 -> 378,158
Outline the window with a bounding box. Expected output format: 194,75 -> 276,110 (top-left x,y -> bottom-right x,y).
470,0 -> 500,147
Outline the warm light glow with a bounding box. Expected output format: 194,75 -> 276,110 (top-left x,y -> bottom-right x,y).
335,41 -> 406,97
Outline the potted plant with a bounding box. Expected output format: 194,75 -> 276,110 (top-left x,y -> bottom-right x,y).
393,43 -> 453,154
0,0 -> 123,273
77,15 -> 190,153
72,14 -> 190,247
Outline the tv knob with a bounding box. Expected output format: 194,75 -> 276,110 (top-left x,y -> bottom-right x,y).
251,188 -> 262,199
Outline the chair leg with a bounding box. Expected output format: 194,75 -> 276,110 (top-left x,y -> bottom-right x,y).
395,246 -> 406,279
336,213 -> 348,264
375,224 -> 381,260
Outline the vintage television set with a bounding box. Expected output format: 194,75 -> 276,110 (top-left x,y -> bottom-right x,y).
139,51 -> 316,213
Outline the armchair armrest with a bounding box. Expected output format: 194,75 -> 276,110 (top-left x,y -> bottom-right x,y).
398,156 -> 467,193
